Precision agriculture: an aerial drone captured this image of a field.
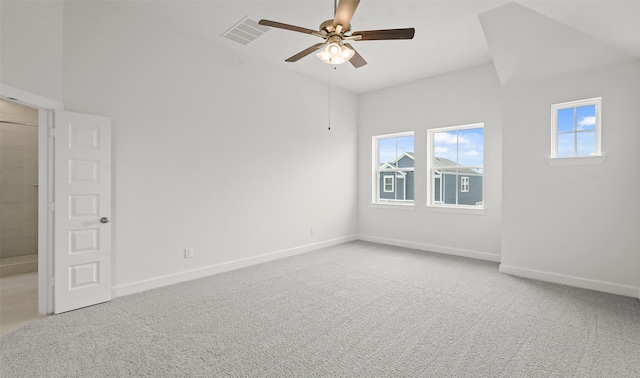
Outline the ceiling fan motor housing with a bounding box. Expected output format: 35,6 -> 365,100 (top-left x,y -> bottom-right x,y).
320,19 -> 351,35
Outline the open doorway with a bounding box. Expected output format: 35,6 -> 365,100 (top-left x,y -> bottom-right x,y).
0,98 -> 45,335
1,83 -> 112,324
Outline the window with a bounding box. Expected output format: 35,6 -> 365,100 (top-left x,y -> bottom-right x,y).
551,98 -> 601,158
383,176 -> 394,192
373,132 -> 414,204
428,124 -> 484,207
460,176 -> 469,192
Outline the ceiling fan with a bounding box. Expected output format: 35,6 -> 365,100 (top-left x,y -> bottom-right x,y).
258,0 -> 415,68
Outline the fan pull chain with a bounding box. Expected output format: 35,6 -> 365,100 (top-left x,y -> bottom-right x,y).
328,66 -> 333,130
329,0 -> 337,130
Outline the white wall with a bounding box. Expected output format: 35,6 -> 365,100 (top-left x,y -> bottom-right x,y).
3,1 -> 637,300
62,2 -> 358,294
0,1 -> 63,102
357,63 -> 503,261
500,61 -> 640,296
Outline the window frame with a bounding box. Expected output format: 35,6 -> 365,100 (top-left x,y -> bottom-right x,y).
460,176 -> 469,193
550,97 -> 602,159
427,123 -> 485,211
372,131 -> 415,206
383,176 -> 394,193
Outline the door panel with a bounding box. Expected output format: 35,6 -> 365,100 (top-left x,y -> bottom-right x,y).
54,111 -> 111,314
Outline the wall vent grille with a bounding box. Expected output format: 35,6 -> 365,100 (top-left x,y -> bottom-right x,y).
221,17 -> 269,45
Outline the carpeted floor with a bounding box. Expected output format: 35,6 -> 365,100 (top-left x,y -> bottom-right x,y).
1,241 -> 639,377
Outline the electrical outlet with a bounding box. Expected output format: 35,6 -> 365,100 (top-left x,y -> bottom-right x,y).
427,228 -> 433,236
184,248 -> 194,259
310,228 -> 316,236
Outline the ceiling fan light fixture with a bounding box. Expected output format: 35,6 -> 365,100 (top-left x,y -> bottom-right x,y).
316,41 -> 355,65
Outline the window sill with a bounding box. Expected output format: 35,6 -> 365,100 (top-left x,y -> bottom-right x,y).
425,205 -> 485,215
547,156 -> 606,166
371,202 -> 416,211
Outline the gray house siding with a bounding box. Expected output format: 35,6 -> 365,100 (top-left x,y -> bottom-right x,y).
379,154 -> 414,201
379,173 -> 414,201
397,155 -> 413,169
459,175 -> 483,205
435,177 -> 442,201
405,172 -> 414,200
435,173 -> 482,205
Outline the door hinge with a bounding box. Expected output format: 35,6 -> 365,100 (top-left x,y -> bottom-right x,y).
49,277 -> 55,287
48,128 -> 55,138
48,202 -> 55,212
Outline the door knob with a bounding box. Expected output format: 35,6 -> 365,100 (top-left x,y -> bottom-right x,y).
100,217 -> 110,224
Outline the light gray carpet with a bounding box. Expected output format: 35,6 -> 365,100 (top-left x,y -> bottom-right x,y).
2,241 -> 640,377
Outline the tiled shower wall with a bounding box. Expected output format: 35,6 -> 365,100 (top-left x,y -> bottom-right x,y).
0,100 -> 38,259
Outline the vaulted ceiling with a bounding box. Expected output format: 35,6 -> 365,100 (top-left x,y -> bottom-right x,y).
117,1 -> 640,93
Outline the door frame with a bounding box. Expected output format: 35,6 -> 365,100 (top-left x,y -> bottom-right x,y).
0,83 -> 64,314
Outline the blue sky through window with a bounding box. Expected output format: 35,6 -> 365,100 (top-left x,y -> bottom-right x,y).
557,104 -> 596,156
433,127 -> 484,167
557,108 -> 574,132
576,105 -> 596,131
379,135 -> 414,166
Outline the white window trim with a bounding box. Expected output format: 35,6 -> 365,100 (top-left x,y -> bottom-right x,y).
372,131 -> 414,205
426,123 -> 484,211
550,97 -> 602,159
371,202 -> 416,210
425,205 -> 485,215
383,176 -> 394,193
546,155 -> 607,166
461,176 -> 469,192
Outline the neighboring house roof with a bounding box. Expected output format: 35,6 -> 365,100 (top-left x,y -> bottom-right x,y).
434,157 -> 482,175
379,153 -> 481,175
388,151 -> 414,166
432,156 -> 456,167
379,163 -> 407,177
379,152 -> 414,170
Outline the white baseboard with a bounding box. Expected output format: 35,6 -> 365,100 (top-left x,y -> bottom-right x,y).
112,235 -> 358,298
111,235 -> 640,301
357,235 -> 501,263
499,264 -> 640,298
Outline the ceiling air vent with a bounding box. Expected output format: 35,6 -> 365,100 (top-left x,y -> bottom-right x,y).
221,17 -> 269,45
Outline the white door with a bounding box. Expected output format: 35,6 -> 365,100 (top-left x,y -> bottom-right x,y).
54,111 -> 111,314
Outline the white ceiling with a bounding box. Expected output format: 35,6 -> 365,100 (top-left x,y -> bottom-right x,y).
121,1 -> 640,94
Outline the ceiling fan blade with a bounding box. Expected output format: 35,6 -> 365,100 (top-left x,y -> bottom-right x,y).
259,19 -> 325,38
333,0 -> 360,30
351,28 -> 415,41
285,43 -> 326,62
344,43 -> 367,68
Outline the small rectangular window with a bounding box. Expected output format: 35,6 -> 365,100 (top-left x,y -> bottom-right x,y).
373,132 -> 414,204
461,176 -> 469,192
551,98 -> 601,158
383,176 -> 394,192
427,124 -> 484,208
